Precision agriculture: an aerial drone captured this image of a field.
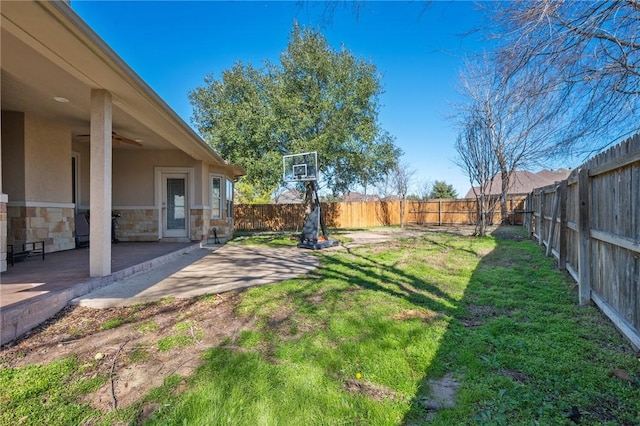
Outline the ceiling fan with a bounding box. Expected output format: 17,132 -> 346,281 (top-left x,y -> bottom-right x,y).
75,131 -> 143,147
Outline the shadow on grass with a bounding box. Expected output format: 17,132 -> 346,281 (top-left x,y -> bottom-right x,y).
401,225 -> 640,425
141,225 -> 640,425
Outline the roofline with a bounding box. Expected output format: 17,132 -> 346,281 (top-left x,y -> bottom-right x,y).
45,1 -> 237,172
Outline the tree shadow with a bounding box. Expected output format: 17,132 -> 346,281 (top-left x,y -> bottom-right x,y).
400,225 -> 640,425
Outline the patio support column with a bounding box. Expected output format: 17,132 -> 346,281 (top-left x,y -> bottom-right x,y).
89,89 -> 112,277
0,70 -> 6,273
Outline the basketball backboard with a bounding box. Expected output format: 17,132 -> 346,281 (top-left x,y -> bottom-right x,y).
283,151 -> 318,182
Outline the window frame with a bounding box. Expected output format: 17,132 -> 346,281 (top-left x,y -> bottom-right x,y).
210,174 -> 223,219
225,178 -> 234,219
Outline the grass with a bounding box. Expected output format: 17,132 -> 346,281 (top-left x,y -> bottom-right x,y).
1,227 -> 638,425
0,357 -> 105,425
230,232 -> 300,247
143,228 -> 639,425
157,321 -> 204,352
230,228 -> 356,247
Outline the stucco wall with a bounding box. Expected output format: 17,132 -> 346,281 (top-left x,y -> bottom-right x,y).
24,113 -> 71,202
112,149 -> 197,207
69,144 -> 234,243
1,112 -> 26,200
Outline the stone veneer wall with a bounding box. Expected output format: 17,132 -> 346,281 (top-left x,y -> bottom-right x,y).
113,209 -> 158,242
7,205 -> 75,253
210,218 -> 234,242
111,209 -> 232,243
190,209 -> 207,242
0,201 -> 7,272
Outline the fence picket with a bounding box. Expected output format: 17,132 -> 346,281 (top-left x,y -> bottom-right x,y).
525,134 -> 640,350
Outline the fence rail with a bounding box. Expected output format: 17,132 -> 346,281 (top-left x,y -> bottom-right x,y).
525,134 -> 640,350
234,196 -> 526,232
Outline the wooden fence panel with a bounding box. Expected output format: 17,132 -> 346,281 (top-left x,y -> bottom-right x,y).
525,134 -> 640,350
237,196 -> 526,232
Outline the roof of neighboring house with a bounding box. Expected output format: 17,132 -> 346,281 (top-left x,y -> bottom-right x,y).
271,189 -> 304,204
342,192 -> 380,202
463,169 -> 571,198
1,1 -> 244,178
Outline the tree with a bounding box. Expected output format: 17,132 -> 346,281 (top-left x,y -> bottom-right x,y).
190,63 -> 280,198
493,0 -> 640,153
454,55 -> 558,223
381,162 -> 415,228
429,180 -> 457,199
416,179 -> 433,201
189,24 -> 401,198
235,181 -> 273,204
454,112 -> 500,236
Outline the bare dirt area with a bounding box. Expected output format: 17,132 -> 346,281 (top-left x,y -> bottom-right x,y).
0,292 -> 252,412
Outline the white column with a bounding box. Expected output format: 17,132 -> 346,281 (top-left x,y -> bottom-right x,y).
0,48 -> 6,273
89,89 -> 112,277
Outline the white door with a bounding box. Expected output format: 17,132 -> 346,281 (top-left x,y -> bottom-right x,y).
162,173 -> 189,238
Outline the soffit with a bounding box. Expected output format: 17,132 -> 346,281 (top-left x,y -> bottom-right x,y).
1,1 -> 230,167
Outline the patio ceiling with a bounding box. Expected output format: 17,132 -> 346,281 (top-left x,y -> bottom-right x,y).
1,1 -> 231,168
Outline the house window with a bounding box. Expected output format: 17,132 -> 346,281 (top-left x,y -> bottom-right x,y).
211,176 -> 222,219
226,179 -> 234,219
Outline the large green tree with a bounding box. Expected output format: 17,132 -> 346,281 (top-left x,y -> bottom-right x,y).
189,24 -> 400,199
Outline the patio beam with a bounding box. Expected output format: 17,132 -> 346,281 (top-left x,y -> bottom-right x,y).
89,89 -> 112,277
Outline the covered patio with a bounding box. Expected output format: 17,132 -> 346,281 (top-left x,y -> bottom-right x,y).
1,1 -> 243,277
0,242 -> 201,344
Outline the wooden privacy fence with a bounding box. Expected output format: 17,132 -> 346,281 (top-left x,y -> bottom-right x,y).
234,201 -> 401,231
525,134 -> 640,350
407,197 -> 525,226
234,197 -> 526,232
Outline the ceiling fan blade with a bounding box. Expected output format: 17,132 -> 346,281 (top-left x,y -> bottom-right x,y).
112,133 -> 143,146
74,131 -> 142,146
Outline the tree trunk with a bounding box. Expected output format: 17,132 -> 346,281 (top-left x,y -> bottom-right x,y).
500,170 -> 510,224
478,192 -> 486,236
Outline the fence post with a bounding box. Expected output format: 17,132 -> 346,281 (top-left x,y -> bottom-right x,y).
546,187 -> 559,257
538,190 -> 545,246
524,193 -> 532,236
578,167 -> 591,305
509,198 -> 514,224
438,199 -> 442,226
558,180 -> 568,271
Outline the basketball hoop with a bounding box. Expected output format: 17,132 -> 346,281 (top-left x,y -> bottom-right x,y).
283,151 -> 318,183
281,151 -> 338,250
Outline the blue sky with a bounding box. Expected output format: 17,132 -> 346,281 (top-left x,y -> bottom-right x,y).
72,1 -> 491,197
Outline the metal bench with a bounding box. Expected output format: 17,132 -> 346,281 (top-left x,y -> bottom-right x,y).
7,241 -> 45,266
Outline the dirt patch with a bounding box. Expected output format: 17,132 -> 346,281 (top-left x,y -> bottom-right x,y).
392,309 -> 439,322
499,368 -> 529,384
344,378 -> 400,401
490,225 -> 528,241
0,292 -> 253,411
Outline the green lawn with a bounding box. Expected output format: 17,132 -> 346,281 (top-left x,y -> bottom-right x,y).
1,227 -> 638,425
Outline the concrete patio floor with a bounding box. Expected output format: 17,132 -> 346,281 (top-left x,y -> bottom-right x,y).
0,241 -> 319,345
0,242 -> 201,344
1,242 -> 198,308
72,244 -> 319,308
